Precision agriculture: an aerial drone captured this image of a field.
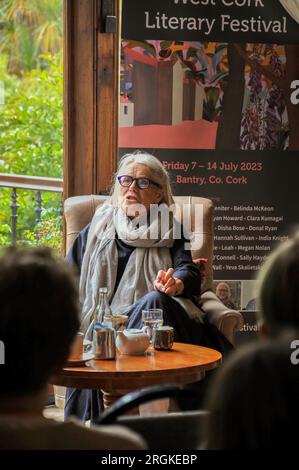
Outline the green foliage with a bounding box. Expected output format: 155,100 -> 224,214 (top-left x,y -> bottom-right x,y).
0,53 -> 63,176
0,52 -> 63,249
0,188 -> 63,251
0,55 -> 19,96
0,0 -> 63,75
0,0 -> 63,252
23,214 -> 63,253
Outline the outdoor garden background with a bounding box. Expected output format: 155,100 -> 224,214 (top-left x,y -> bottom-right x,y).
0,0 -> 63,250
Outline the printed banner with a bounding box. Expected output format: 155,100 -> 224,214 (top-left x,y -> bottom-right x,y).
119,0 -> 299,332
122,0 -> 299,43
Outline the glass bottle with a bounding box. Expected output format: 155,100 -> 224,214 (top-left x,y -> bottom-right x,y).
93,287 -> 115,359
94,287 -> 113,326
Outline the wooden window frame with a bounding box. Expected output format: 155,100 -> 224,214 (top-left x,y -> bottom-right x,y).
63,0 -> 119,199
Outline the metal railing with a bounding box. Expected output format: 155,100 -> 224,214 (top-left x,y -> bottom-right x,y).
0,173 -> 63,245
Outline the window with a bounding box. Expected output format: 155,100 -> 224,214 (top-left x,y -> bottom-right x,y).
0,0 -> 63,248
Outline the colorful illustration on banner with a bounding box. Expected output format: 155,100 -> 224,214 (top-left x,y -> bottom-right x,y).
119,41 -> 299,150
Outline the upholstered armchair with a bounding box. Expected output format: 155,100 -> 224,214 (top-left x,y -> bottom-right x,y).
64,195 -> 243,345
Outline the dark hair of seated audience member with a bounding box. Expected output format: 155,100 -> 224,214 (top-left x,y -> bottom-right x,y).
257,230 -> 299,336
0,247 -> 80,398
203,331 -> 299,449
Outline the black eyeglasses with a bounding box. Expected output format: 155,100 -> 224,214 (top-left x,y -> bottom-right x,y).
117,175 -> 161,190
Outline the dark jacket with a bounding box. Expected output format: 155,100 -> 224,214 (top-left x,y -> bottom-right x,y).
66,223 -> 201,298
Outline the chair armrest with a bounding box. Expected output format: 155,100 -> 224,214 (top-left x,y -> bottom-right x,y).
200,290 -> 244,345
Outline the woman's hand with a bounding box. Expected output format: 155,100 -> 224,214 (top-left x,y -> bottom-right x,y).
154,268 -> 184,297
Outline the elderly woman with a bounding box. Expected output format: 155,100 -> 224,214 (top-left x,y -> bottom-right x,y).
65,152 -> 231,421
215,282 -> 236,310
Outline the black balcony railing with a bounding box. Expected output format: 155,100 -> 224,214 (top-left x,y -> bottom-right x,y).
0,173 -> 63,245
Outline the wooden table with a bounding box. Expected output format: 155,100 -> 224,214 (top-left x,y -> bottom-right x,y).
52,342 -> 222,408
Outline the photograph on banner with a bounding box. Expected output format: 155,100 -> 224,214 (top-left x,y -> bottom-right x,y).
119,0 -> 299,330
241,279 -> 257,311
212,280 -> 241,310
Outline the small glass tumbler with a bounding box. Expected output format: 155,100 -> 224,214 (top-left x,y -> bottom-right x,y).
141,309 -> 163,345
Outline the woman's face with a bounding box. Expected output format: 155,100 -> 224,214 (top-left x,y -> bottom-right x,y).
119,163 -> 163,217
216,283 -> 230,301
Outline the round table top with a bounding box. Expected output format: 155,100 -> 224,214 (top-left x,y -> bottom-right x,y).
52,342 -> 222,390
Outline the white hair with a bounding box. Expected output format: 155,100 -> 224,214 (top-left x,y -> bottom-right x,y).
110,151 -> 174,206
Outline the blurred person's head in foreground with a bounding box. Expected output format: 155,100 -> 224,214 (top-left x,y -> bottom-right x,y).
257,230 -> 299,337
0,247 -> 79,414
204,330 -> 299,449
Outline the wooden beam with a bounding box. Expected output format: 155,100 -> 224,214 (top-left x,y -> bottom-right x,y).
63,0 -> 97,198
96,0 -> 119,195
64,0 -> 119,198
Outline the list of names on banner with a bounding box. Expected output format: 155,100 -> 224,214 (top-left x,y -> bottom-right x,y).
213,204 -> 286,274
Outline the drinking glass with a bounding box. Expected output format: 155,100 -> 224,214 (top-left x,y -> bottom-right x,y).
142,309 -> 163,345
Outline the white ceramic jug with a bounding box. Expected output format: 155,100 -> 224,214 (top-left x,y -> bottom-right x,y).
116,328 -> 150,355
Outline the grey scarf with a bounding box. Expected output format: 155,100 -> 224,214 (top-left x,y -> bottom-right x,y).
79,200 -> 204,337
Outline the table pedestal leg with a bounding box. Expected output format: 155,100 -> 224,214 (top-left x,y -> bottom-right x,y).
101,389 -> 123,408
101,389 -> 139,414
